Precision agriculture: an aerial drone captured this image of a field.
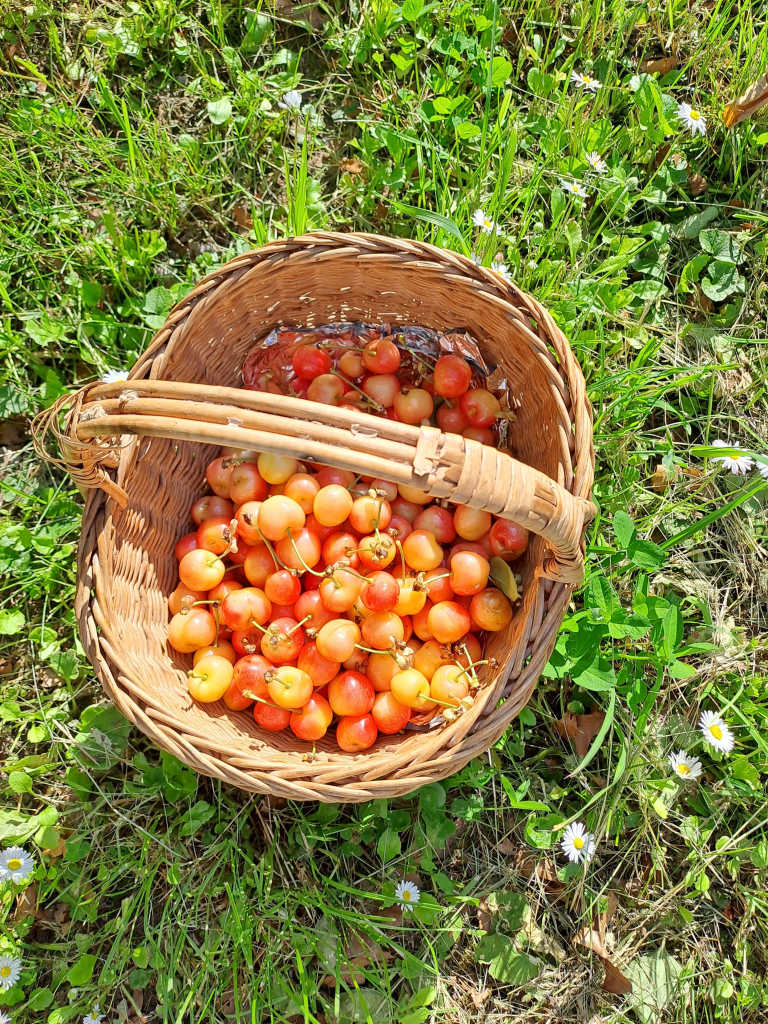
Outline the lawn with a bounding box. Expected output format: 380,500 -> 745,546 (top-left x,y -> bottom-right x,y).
1,0 -> 768,1022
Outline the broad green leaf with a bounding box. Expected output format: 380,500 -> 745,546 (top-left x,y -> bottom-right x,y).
478,933 -> 539,985
626,950 -> 682,1024
673,206 -> 719,239
613,510 -> 636,548
731,758 -> 760,787
207,96 -> 233,125
608,611 -> 652,640
487,891 -> 528,930
66,953 -> 98,986
0,609 -> 25,635
527,67 -> 557,96
27,989 -> 54,1011
490,57 -> 513,88
668,659 -> 697,679
402,0 -> 424,20
7,770 -> 33,794
377,828 -> 401,862
490,557 -> 519,600
701,260 -> 740,301
661,603 -> 682,658
524,812 -> 565,849
627,539 -> 666,569
679,253 -> 710,293
571,651 -> 617,691
699,228 -> 743,264
456,121 -> 481,140
474,933 -> 510,962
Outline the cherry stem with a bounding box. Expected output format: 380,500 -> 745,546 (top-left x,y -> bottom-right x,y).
329,368 -> 384,412
285,529 -> 325,576
247,617 -> 271,634
285,614 -> 312,635
245,691 -> 287,711
257,531 -> 290,572
355,642 -> 396,657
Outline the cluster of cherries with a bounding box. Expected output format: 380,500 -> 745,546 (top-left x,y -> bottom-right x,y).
167,328 -> 528,753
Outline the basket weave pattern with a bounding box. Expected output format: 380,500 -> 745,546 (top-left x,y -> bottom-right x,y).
50,233 -> 594,802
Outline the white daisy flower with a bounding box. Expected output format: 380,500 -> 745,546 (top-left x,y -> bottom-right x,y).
570,70 -> 601,92
0,846 -> 34,884
83,1006 -> 104,1024
561,822 -> 596,864
677,101 -> 706,136
0,955 -> 22,991
699,710 -> 735,754
278,90 -> 303,112
585,152 -> 608,173
101,369 -> 128,385
0,1011 -> 11,1024
669,750 -> 703,781
710,439 -> 754,476
560,179 -> 589,198
756,459 -> 768,480
394,880 -> 421,912
472,208 -> 501,235
492,259 -> 512,283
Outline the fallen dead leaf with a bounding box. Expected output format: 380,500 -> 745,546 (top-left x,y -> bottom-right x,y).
688,172 -> 708,196
574,927 -> 632,994
233,206 -> 253,229
497,837 -> 516,855
45,836 -> 67,860
514,848 -> 559,883
340,157 -> 364,175
723,74 -> 768,127
651,464 -> 671,492
640,55 -> 678,76
14,883 -> 38,922
556,710 -> 606,758
695,284 -> 715,313
477,899 -> 492,933
470,988 -> 491,1008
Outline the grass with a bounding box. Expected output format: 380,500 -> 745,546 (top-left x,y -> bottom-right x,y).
1,0 -> 768,1021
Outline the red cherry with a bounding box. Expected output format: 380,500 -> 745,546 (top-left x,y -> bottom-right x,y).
292,345 -> 332,380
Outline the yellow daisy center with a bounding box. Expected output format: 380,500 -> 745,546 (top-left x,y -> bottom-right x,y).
402,890 -> 411,901
1,967 -> 10,978
710,724 -> 723,740
690,110 -> 700,120
677,764 -> 690,775
573,836 -> 584,850
483,219 -> 492,229
7,859 -> 21,870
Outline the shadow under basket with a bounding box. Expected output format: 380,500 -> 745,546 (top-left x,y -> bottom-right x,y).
36,232 -> 595,803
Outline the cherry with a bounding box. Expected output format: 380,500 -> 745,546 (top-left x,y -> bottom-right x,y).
455,632 -> 483,669
193,640 -> 237,666
463,426 -> 496,446
367,478 -> 398,501
366,651 -> 400,692
357,533 -> 396,570
291,693 -> 333,741
307,374 -> 345,404
314,485 -> 354,528
187,654 -> 234,702
489,519 -> 530,561
319,566 -> 362,613
362,338 -> 401,374
391,497 -> 423,523
339,350 -> 365,378
208,579 -> 243,604
402,530 -> 443,571
336,713 -> 378,752
221,587 -> 272,631
422,567 -> 454,603
230,463 -> 268,505
175,531 -> 198,561
412,599 -> 434,641
316,618 -> 361,662
276,527 -> 322,571
360,571 -> 400,612
430,664 -> 469,706
390,668 -> 434,710
362,373 -> 400,408
427,600 -> 471,644
362,610 -> 405,650
470,588 -> 513,631
371,691 -> 411,734
205,456 -> 232,499
284,473 -> 320,513
453,505 -> 492,542
433,355 -> 472,398
191,495 -> 233,526
258,495 -> 305,541
322,531 -> 360,569
179,548 -> 226,590
258,453 -> 300,485
316,467 -> 356,489
267,665 -> 313,709
393,577 -> 427,617
386,514 -> 413,543
306,513 -> 336,543
168,608 -> 217,653
328,670 -> 375,716
349,494 -> 391,534
243,544 -> 279,588
254,701 -> 292,731
298,641 -> 341,688
196,515 -> 236,555
413,506 -> 457,544
261,616 -> 305,664
397,483 -> 432,505
264,570 -> 302,605
450,551 -> 490,595
436,403 -> 469,434
234,501 -> 263,546
459,388 -> 500,428
168,583 -> 205,615
393,387 -> 434,425
413,639 -> 452,681
224,653 -> 271,710
292,344 -> 332,380
294,590 -> 335,632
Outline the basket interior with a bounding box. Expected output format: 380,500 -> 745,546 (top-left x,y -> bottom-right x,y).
96,250 -> 576,780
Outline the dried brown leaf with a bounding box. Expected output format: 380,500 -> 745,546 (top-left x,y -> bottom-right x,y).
640,55 -> 678,76
14,883 -> 39,922
470,988 -> 491,1008
340,157 -> 364,175
651,464 -> 671,492
556,710 -> 606,758
688,173 -> 708,196
233,206 -> 253,229
497,837 -> 516,855
574,927 -> 608,959
602,958 -> 633,995
723,74 -> 768,128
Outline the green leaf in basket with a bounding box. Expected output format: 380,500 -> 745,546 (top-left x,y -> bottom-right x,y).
490,557 -> 519,601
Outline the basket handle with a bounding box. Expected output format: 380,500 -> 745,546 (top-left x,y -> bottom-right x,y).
38,379 -> 595,585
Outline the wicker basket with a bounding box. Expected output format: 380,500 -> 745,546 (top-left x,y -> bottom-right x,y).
34,232 -> 595,802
